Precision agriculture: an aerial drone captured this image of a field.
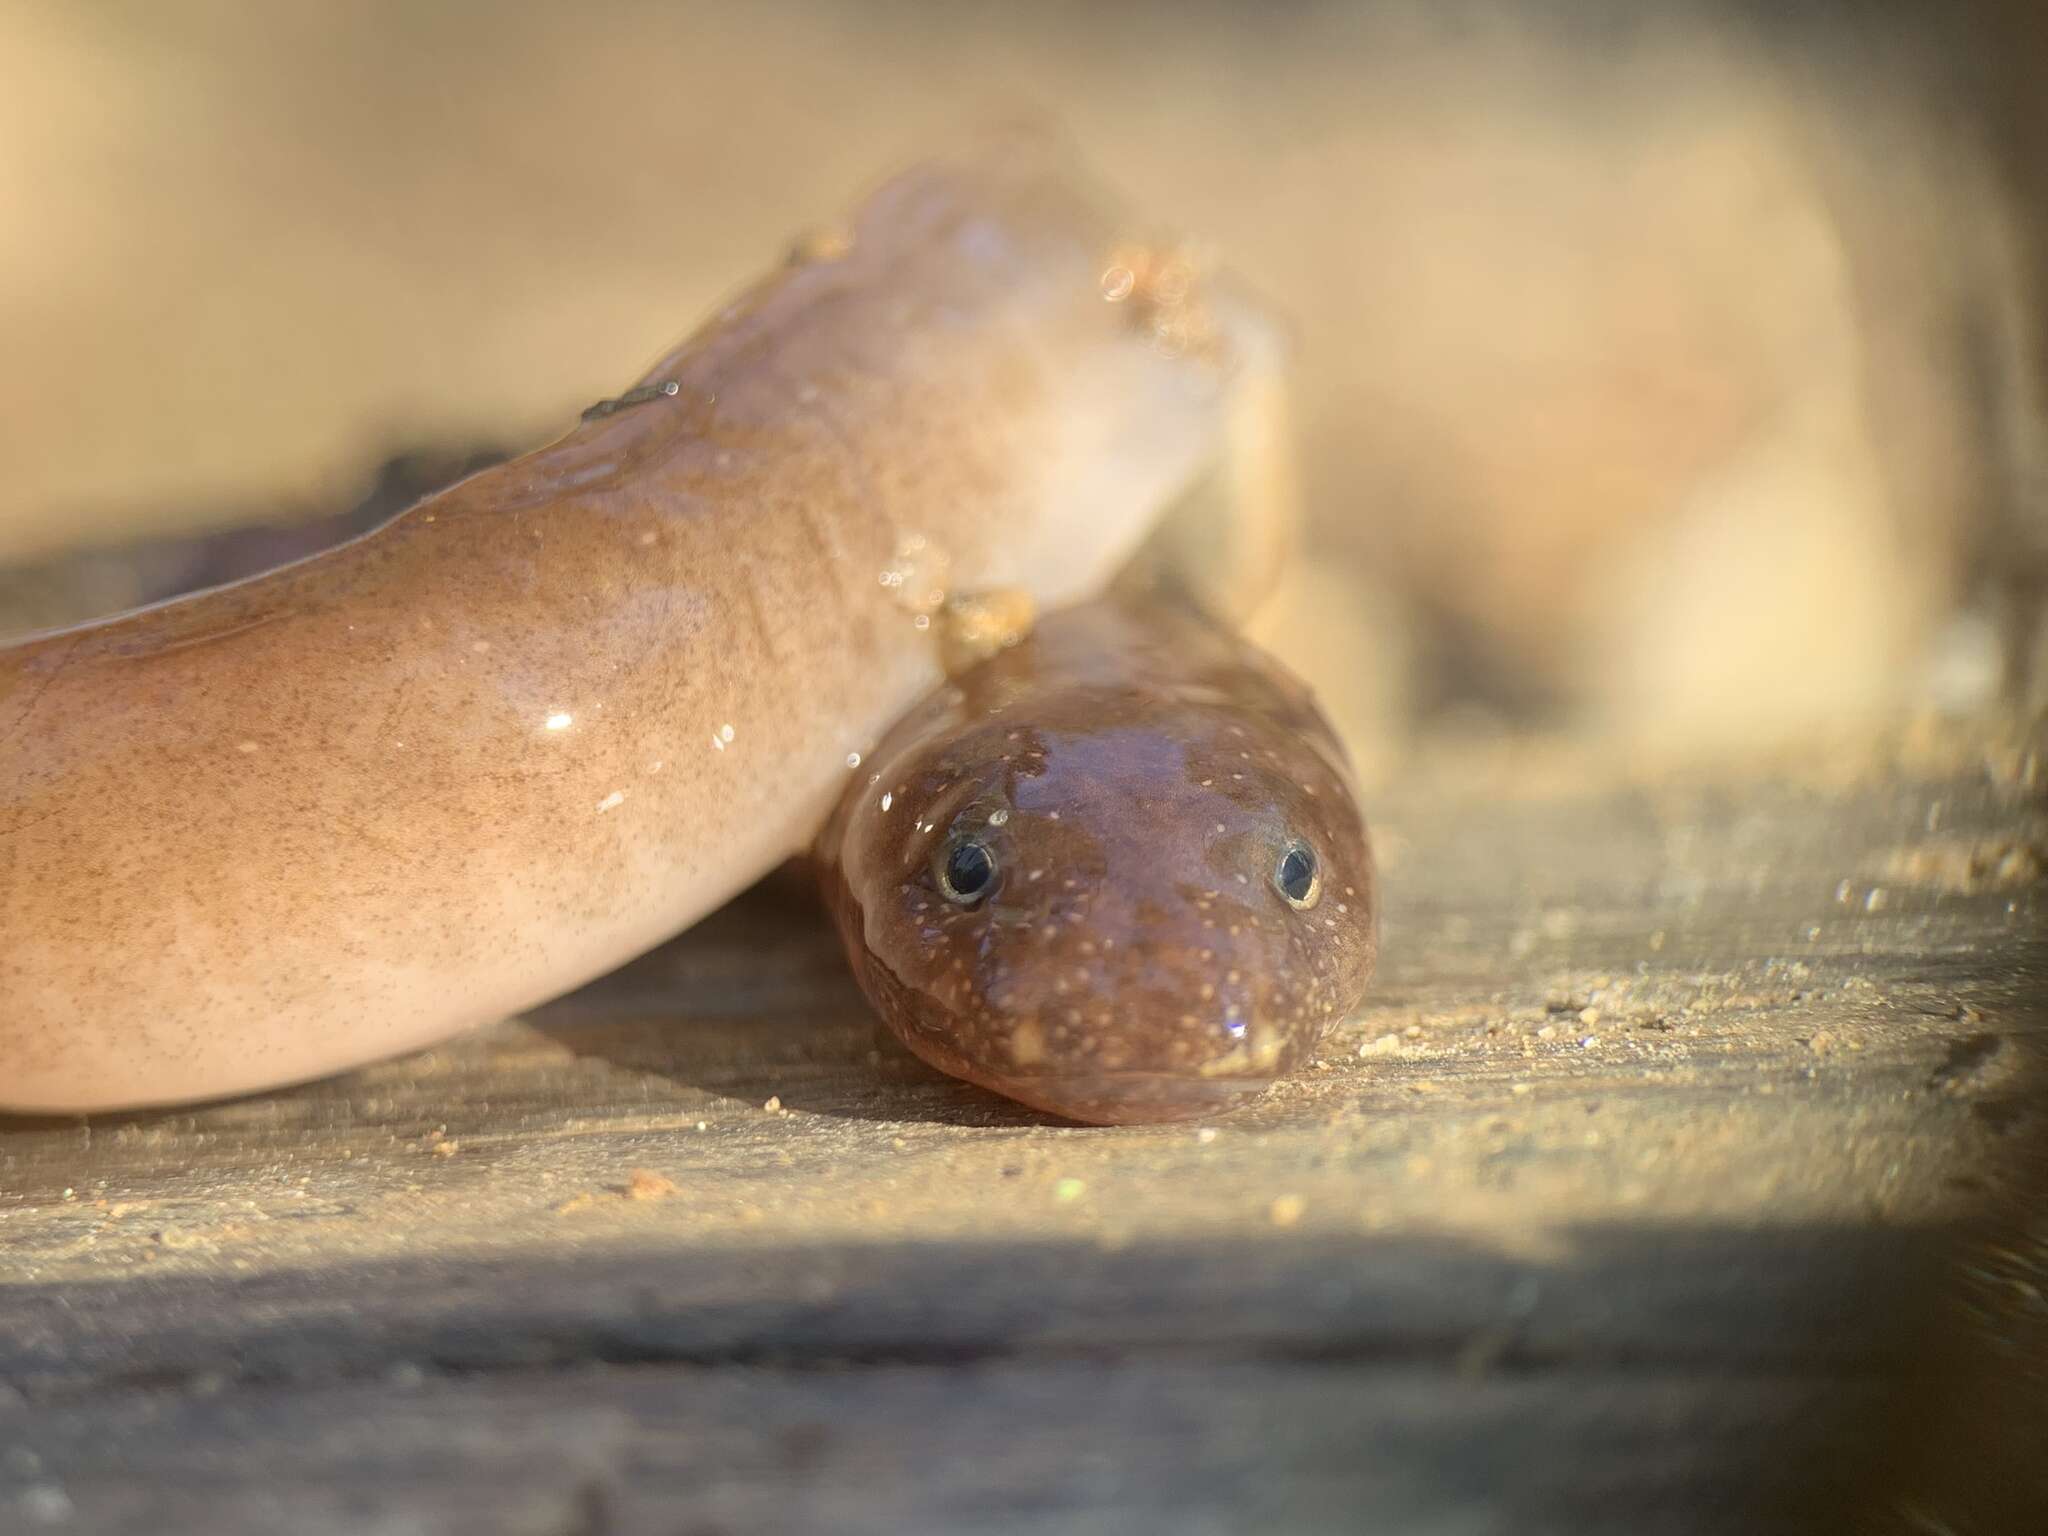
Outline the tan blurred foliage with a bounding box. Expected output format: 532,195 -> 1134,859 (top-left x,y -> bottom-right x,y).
2,0 -> 2041,751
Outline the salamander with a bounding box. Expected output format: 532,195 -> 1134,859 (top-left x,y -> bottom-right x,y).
820,598 -> 1377,1124
0,138 -> 1280,1114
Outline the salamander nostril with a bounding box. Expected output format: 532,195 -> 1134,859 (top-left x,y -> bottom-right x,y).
1275,840 -> 1321,909
940,840 -> 998,905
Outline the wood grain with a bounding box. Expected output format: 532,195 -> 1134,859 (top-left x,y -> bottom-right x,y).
3,716 -> 2044,1532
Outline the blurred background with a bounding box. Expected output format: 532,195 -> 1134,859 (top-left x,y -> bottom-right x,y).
2,0 -> 2043,769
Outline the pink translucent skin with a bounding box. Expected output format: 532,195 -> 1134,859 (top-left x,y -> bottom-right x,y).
0,141 -> 1276,1114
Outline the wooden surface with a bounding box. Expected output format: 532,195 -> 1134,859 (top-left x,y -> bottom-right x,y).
3,716 -> 2044,1533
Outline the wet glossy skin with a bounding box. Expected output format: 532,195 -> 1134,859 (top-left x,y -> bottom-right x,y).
821,600 -> 1378,1123
0,139 -> 1281,1114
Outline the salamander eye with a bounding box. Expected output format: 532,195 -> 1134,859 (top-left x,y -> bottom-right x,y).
939,839 -> 998,907
1275,840 -> 1321,910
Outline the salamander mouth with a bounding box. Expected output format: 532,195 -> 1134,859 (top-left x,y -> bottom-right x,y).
855,939 -> 1299,1124
944,1063 -> 1274,1125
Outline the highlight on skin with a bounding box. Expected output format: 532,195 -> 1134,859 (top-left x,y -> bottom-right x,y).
821,599 -> 1378,1124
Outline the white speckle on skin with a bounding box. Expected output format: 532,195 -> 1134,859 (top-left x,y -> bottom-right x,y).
472,640 -> 491,654
236,740 -> 260,754
545,713 -> 573,731
720,723 -> 736,743
597,791 -> 626,813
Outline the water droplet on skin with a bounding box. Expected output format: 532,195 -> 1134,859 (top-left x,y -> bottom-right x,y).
988,808 -> 1009,826
596,791 -> 625,813
1100,264 -> 1136,302
544,713 -> 573,731
877,532 -> 951,616
720,723 -> 735,743
880,792 -> 894,812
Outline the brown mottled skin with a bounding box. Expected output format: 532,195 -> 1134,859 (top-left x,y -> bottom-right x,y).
820,600 -> 1378,1124
0,141 -> 1280,1114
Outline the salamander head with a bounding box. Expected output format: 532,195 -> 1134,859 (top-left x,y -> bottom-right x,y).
829,667 -> 1377,1124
